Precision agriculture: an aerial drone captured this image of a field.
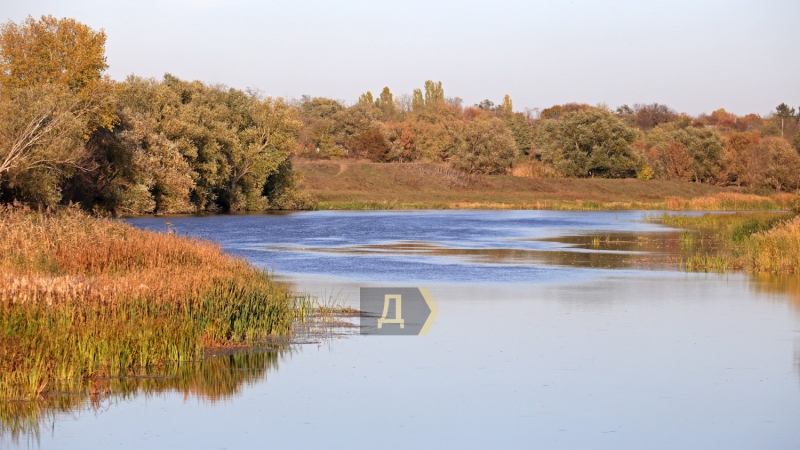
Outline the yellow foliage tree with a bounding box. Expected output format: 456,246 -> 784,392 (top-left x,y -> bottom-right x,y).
0,16 -> 114,205
0,15 -> 108,92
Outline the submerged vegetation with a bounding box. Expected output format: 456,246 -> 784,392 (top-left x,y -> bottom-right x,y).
659,205 -> 800,273
0,206 -> 297,403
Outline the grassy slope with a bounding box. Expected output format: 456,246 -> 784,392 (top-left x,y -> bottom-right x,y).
296,160 -> 788,210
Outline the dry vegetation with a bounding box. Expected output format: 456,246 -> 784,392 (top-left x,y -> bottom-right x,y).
0,206 -> 295,403
297,160 -> 793,211
660,209 -> 800,274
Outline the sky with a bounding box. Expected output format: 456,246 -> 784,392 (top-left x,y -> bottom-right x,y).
2,0 -> 799,116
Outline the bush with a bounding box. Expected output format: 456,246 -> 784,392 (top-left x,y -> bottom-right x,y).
448,118 -> 518,174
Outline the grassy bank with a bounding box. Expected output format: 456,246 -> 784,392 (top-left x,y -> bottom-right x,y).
660,210 -> 800,273
0,207 -> 295,402
297,160 -> 794,211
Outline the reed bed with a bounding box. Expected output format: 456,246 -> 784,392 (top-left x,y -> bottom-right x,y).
664,192 -> 792,211
0,206 -> 295,402
746,216 -> 800,273
660,210 -> 800,274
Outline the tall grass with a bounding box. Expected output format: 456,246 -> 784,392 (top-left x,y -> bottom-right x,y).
664,192 -> 793,211
660,211 -> 800,274
0,206 -> 295,402
745,216 -> 800,273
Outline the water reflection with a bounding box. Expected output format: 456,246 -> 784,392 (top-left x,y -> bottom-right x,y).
263,230 -> 722,271
7,211 -> 798,448
750,273 -> 800,311
0,349 -> 289,445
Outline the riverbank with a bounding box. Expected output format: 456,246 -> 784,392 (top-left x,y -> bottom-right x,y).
0,207 -> 296,403
296,160 -> 794,211
660,208 -> 800,273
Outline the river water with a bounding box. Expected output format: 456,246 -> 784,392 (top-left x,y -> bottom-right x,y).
12,211 -> 800,449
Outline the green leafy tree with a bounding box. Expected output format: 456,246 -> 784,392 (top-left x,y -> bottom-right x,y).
448,118 -> 518,174
77,75 -> 304,214
223,95 -> 302,211
476,99 -> 494,111
505,112 -> 534,154
616,105 -> 634,115
662,127 -> 724,183
535,109 -> 643,178
411,120 -> 451,162
297,96 -> 345,158
775,103 -> 797,138
792,130 -> 800,154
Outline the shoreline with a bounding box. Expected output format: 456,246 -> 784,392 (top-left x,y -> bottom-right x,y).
295,160 -> 796,212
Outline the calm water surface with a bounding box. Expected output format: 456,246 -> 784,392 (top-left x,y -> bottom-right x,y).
13,211 -> 800,449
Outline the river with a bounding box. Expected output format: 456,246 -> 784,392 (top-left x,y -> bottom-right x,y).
13,210 -> 800,449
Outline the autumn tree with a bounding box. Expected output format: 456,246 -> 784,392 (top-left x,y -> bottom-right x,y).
297,96 -> 345,158
358,91 -> 374,106
351,127 -> 389,161
384,122 -> 416,162
722,131 -> 761,186
759,137 -> 800,191
656,127 -> 724,183
500,95 -> 513,117
424,80 -> 444,106
633,103 -> 677,130
412,89 -> 425,111
374,87 -> 395,118
0,15 -> 114,206
540,103 -> 592,120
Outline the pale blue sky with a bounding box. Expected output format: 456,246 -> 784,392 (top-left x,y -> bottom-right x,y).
2,0 -> 798,115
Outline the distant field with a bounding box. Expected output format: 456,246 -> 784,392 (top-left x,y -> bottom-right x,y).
295,159 -> 793,210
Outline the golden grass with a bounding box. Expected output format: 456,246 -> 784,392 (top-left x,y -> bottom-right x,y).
746,216 -> 800,273
664,192 -> 790,211
660,211 -> 800,274
0,206 -> 294,402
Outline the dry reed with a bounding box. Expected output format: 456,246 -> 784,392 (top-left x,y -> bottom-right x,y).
0,206 -> 294,402
664,192 -> 789,211
660,211 -> 800,274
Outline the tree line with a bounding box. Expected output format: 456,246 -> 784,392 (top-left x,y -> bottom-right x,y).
297,91 -> 800,191
0,16 -> 309,215
2,16 -> 800,214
